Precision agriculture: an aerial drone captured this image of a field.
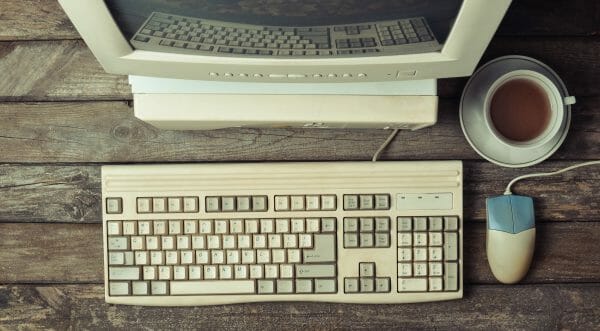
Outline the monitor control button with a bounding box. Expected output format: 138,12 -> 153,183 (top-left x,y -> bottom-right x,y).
327,74 -> 338,78
288,74 -> 306,78
313,74 -> 323,78
209,72 -> 219,77
342,73 -> 352,78
224,73 -> 234,77
253,74 -> 264,78
269,74 -> 287,78
358,73 -> 367,78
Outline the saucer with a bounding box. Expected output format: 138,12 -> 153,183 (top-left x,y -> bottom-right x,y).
459,55 -> 572,168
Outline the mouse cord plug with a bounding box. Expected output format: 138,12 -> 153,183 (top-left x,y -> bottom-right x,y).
372,129 -> 400,162
504,160 -> 600,195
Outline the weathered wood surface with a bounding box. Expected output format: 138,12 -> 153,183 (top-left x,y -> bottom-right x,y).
1,161 -> 599,224
0,98 -> 598,164
1,284 -> 599,330
2,37 -> 600,102
1,222 -> 599,285
1,0 -> 598,41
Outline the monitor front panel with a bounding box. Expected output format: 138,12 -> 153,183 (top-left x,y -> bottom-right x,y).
59,0 -> 511,82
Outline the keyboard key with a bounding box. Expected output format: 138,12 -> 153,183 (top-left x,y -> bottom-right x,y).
321,195 -> 336,210
206,197 -> 220,212
360,278 -> 374,292
429,217 -> 443,231
344,218 -> 358,232
444,262 -> 459,291
275,196 -> 290,211
107,221 -> 122,235
109,267 -> 140,280
151,281 -> 168,295
359,233 -> 374,247
344,233 -> 358,248
168,197 -> 183,212
275,219 -> 290,233
109,282 -> 130,295
444,232 -> 458,261
108,237 -> 129,250
106,198 -> 123,214
296,264 -> 336,278
343,195 -> 359,210
398,278 -> 427,292
303,234 -> 336,262
277,279 -> 294,293
344,278 -> 359,293
171,280 -> 255,295
252,196 -> 268,211
290,196 -> 305,211
153,198 -> 167,213
375,278 -> 391,293
306,195 -> 320,210
315,279 -> 337,293
321,218 -> 336,232
183,197 -> 199,212
375,217 -> 390,232
359,262 -> 375,277
295,279 -> 313,293
222,197 -> 235,212
375,233 -> 390,247
397,217 -> 412,231
359,218 -> 374,232
444,216 -> 459,231
359,195 -> 374,209
236,196 -> 251,211
258,279 -> 275,294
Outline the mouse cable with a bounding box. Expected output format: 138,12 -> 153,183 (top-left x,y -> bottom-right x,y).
504,160 -> 600,195
372,129 -> 400,162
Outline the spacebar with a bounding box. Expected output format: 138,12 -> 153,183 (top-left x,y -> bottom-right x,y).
170,280 -> 255,295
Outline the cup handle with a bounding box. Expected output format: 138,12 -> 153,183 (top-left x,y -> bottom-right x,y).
564,96 -> 577,106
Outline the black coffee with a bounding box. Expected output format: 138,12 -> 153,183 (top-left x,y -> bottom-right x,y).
490,79 -> 551,142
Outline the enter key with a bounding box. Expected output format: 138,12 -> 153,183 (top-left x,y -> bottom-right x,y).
303,234 -> 336,263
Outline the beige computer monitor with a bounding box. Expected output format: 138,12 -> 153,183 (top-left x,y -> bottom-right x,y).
58,0 -> 511,83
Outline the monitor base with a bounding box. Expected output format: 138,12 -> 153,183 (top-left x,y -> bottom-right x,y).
130,76 -> 438,130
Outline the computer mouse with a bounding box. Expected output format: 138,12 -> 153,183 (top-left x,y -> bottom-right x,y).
485,194 -> 536,284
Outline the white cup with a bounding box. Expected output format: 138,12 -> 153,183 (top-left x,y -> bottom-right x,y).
483,70 -> 576,149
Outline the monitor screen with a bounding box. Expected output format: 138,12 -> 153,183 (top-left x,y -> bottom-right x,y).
105,0 -> 463,58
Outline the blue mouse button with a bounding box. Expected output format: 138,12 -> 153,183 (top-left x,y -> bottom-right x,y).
486,195 -> 535,234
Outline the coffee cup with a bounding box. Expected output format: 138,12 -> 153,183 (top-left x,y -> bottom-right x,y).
483,70 -> 576,149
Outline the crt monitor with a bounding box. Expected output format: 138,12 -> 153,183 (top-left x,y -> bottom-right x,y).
58,0 -> 512,130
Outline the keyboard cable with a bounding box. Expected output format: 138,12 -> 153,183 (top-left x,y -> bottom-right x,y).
372,129 -> 400,162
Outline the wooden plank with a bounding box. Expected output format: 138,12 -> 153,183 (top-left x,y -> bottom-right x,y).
0,41 -> 131,101
0,0 -> 598,41
0,97 -> 598,164
1,222 -> 599,284
0,283 -> 598,329
1,160 -> 599,224
1,37 -> 599,101
0,0 -> 77,41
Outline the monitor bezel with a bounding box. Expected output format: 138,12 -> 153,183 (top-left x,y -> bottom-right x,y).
58,0 -> 512,82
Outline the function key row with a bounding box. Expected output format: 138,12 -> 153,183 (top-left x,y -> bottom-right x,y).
343,194 -> 390,210
274,195 -> 336,211
206,195 -> 267,213
137,197 -> 199,214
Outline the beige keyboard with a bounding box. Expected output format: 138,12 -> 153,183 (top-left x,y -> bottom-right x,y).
102,161 -> 463,305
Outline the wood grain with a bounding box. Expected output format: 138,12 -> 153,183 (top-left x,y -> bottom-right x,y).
1,37 -> 600,101
0,284 -> 598,329
1,0 -> 598,41
0,0 -> 77,41
1,222 -> 599,284
0,98 -> 598,164
1,161 -> 599,224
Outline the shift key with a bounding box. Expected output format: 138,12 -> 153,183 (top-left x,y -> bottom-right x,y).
303,234 -> 336,262
296,264 -> 336,278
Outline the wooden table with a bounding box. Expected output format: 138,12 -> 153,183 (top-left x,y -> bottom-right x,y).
1,1 -> 599,329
